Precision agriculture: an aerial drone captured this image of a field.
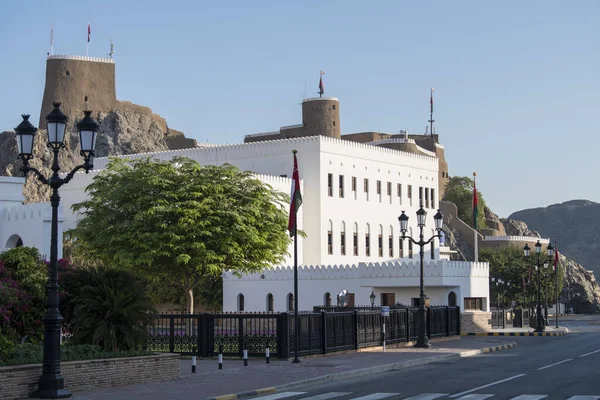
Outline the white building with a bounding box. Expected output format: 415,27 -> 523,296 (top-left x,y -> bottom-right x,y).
56,135 -> 490,316
0,176 -> 65,259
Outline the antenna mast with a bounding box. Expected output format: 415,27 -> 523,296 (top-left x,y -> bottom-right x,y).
428,88 -> 435,138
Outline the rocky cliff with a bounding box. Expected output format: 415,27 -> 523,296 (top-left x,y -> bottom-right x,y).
0,103 -> 193,203
445,204 -> 600,313
509,200 -> 600,278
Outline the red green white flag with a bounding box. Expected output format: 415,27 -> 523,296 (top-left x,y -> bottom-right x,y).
288,152 -> 302,237
554,246 -> 559,271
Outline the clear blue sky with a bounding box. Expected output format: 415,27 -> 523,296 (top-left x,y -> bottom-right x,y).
1,1 -> 598,218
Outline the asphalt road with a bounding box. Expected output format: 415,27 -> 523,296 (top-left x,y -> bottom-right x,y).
250,316 -> 600,400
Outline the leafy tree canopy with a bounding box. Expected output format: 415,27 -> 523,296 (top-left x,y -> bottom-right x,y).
442,176 -> 487,230
69,156 -> 292,310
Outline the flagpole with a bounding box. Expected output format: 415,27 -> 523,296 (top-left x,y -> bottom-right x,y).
292,150 -> 300,364
429,88 -> 434,138
473,172 -> 478,262
50,21 -> 53,56
86,22 -> 89,56
555,241 -> 559,329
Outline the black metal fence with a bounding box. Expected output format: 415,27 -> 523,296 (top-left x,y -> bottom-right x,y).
147,306 -> 460,359
490,309 -> 506,329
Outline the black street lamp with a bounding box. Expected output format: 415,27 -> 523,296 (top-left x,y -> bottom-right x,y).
398,205 -> 443,348
15,103 -> 97,399
523,240 -> 554,333
370,291 -> 376,307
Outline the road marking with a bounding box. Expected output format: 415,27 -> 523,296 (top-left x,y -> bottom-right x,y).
454,395 -> 494,400
301,393 -> 351,400
566,397 -> 600,400
510,396 -> 548,400
579,349 -> 600,358
403,394 -> 448,400
349,394 -> 399,400
537,358 -> 572,370
254,392 -> 307,400
450,374 -> 526,398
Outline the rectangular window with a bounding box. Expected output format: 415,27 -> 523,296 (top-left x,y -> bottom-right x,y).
328,230 -> 333,255
408,185 -> 412,206
409,241 -> 413,258
365,234 -> 370,257
339,175 -> 344,198
419,186 -> 423,206
425,188 -> 430,208
353,232 -> 358,256
364,178 -> 369,201
387,182 -> 392,196
340,232 -> 346,255
399,238 -> 404,258
431,189 -> 435,209
328,173 -> 333,197
378,234 -> 383,257
377,180 -> 381,195
389,235 -> 393,257
397,183 -> 402,205
430,241 -> 435,260
352,176 -> 357,192
464,297 -> 484,311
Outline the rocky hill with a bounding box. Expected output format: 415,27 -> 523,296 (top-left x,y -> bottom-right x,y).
509,200 -> 600,278
444,204 -> 600,313
0,104 -> 195,203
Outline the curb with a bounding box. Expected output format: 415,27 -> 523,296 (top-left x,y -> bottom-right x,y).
203,343 -> 517,400
461,331 -> 566,337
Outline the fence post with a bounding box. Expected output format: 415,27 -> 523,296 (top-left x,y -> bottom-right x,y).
321,311 -> 327,355
406,309 -> 411,342
353,310 -> 359,350
169,316 -> 175,353
457,306 -> 461,335
426,307 -> 431,339
277,313 -> 289,359
238,315 -> 244,358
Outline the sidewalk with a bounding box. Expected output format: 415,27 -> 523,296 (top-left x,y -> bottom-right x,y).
462,326 -> 569,336
73,337 -> 519,400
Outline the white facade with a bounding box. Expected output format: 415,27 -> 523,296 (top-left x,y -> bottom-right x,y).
0,177 -> 64,259
223,260 -> 490,312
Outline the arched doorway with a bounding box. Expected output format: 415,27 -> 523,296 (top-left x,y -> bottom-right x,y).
5,234 -> 23,249
448,291 -> 457,307
287,293 -> 294,312
237,293 -> 245,312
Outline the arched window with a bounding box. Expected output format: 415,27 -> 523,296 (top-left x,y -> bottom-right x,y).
266,293 -> 274,312
324,292 -> 332,307
448,292 -> 457,307
340,221 -> 346,255
237,293 -> 245,312
378,225 -> 384,257
389,225 -> 394,257
365,223 -> 371,257
328,220 -> 333,255
287,293 -> 294,312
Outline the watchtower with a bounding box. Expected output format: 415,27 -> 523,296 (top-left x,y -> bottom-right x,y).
301,97 -> 341,139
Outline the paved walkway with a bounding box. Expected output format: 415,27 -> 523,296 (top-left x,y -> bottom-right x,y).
72,337 -> 522,400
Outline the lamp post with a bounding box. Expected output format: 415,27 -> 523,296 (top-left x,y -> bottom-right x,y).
398,205 -> 443,348
14,103 -> 97,399
370,291 -> 376,307
523,240 -> 554,333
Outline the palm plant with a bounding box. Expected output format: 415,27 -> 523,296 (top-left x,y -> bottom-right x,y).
70,267 -> 155,351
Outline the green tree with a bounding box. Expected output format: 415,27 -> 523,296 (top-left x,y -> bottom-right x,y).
442,176 -> 487,230
69,156 -> 291,313
69,267 -> 155,351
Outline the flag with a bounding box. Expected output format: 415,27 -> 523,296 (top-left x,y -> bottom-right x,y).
87,23 -> 91,42
472,178 -> 478,230
430,88 -> 434,114
554,246 -> 559,271
288,152 -> 302,237
318,71 -> 324,96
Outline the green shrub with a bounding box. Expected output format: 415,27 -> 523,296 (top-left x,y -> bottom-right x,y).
0,343 -> 151,366
0,328 -> 15,361
70,267 -> 156,351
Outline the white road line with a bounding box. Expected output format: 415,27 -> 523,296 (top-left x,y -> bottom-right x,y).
301,393 -> 352,400
254,392 -> 307,400
450,374 -> 527,398
349,394 -> 399,400
537,358 -> 573,370
510,395 -> 548,400
566,397 -> 600,400
579,349 -> 600,358
402,394 -> 448,400
454,395 -> 494,400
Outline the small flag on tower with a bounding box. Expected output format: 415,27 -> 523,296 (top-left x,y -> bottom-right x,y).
430,88 -> 434,114
472,174 -> 478,230
288,151 -> 302,237
318,71 -> 324,97
87,23 -> 91,42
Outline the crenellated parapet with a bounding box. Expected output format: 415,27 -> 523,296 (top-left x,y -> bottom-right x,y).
47,54 -> 115,64
223,260 -> 489,281
1,202 -> 60,222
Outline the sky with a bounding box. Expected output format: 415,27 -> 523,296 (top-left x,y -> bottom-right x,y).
1,1 -> 598,217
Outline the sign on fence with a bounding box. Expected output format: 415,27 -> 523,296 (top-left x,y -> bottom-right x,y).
381,306 -> 390,317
